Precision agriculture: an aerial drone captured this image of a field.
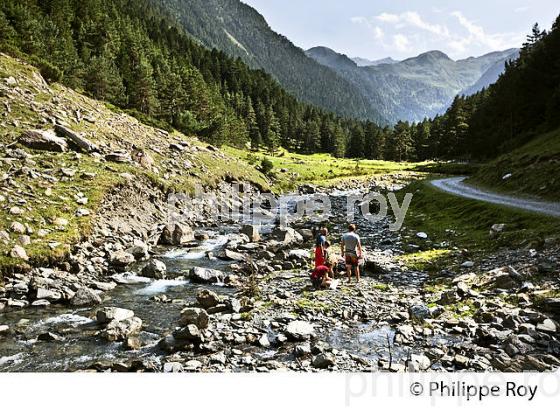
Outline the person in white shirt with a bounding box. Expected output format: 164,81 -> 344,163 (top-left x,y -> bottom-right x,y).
340,224 -> 363,283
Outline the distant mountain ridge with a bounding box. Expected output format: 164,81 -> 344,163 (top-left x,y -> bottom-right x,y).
352,56 -> 398,67
307,46 -> 520,123
149,0 -> 386,123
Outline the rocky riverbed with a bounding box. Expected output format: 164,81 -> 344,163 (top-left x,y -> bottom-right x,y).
1,181 -> 559,373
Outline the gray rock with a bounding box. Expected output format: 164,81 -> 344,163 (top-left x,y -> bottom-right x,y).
109,250 -> 135,267
163,362 -> 184,373
408,354 -> 431,371
9,222 -> 26,234
54,124 -> 98,152
38,332 -> 64,342
0,325 -> 10,335
70,288 -> 102,306
312,353 -> 336,369
285,321 -> 315,341
141,259 -> 167,279
408,304 -> 431,320
179,307 -> 209,329
217,249 -> 246,262
258,334 -> 271,348
196,289 -> 221,309
174,324 -> 203,342
105,151 -> 131,163
34,288 -> 62,302
190,267 -> 224,284
9,245 -> 28,261
19,129 -> 67,152
294,342 -> 312,357
126,241 -> 149,260
103,317 -> 142,341
438,290 -> 460,305
96,307 -> 135,324
536,319 -> 557,334
271,227 -> 303,245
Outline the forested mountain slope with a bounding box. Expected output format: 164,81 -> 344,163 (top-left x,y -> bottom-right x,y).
148,0 -> 385,123
0,0 -> 389,158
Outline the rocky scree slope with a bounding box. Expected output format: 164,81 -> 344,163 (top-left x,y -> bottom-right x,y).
0,53 -> 268,305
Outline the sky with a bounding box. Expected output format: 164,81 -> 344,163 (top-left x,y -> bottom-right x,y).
241,0 -> 558,61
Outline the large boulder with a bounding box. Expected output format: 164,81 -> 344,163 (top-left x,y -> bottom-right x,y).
96,307 -> 135,324
179,307 -> 209,329
54,124 -> 98,152
285,321 -> 315,341
19,129 -> 67,152
190,267 -> 225,284
103,317 -> 142,341
70,288 -> 102,306
159,224 -> 194,245
141,259 -> 167,279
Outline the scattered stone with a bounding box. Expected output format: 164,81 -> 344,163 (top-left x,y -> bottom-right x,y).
38,332 -> 64,342
103,317 -> 142,342
196,289 -> 221,309
536,319 -> 557,334
96,307 -> 135,324
141,259 -> 167,279
190,267 -> 225,284
9,245 -> 28,261
109,250 -> 135,268
9,222 -> 26,234
70,288 -> 102,306
312,353 -> 336,369
409,304 -> 431,320
179,308 -> 209,329
54,124 -> 98,152
19,129 -> 67,152
285,321 -> 315,341
158,224 -> 194,245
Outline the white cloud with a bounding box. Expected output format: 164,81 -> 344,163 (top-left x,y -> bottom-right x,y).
376,12 -> 400,24
353,10 -> 525,59
450,11 -> 524,51
393,34 -> 411,52
514,6 -> 530,13
374,11 -> 449,37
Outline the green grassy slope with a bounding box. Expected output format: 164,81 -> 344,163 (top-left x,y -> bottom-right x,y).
470,128 -> 560,201
400,180 -> 560,255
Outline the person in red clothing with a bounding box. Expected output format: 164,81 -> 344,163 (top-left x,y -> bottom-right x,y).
311,261 -> 333,290
314,227 -> 328,267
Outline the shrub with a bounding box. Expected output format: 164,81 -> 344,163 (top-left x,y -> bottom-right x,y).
260,157 -> 274,174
